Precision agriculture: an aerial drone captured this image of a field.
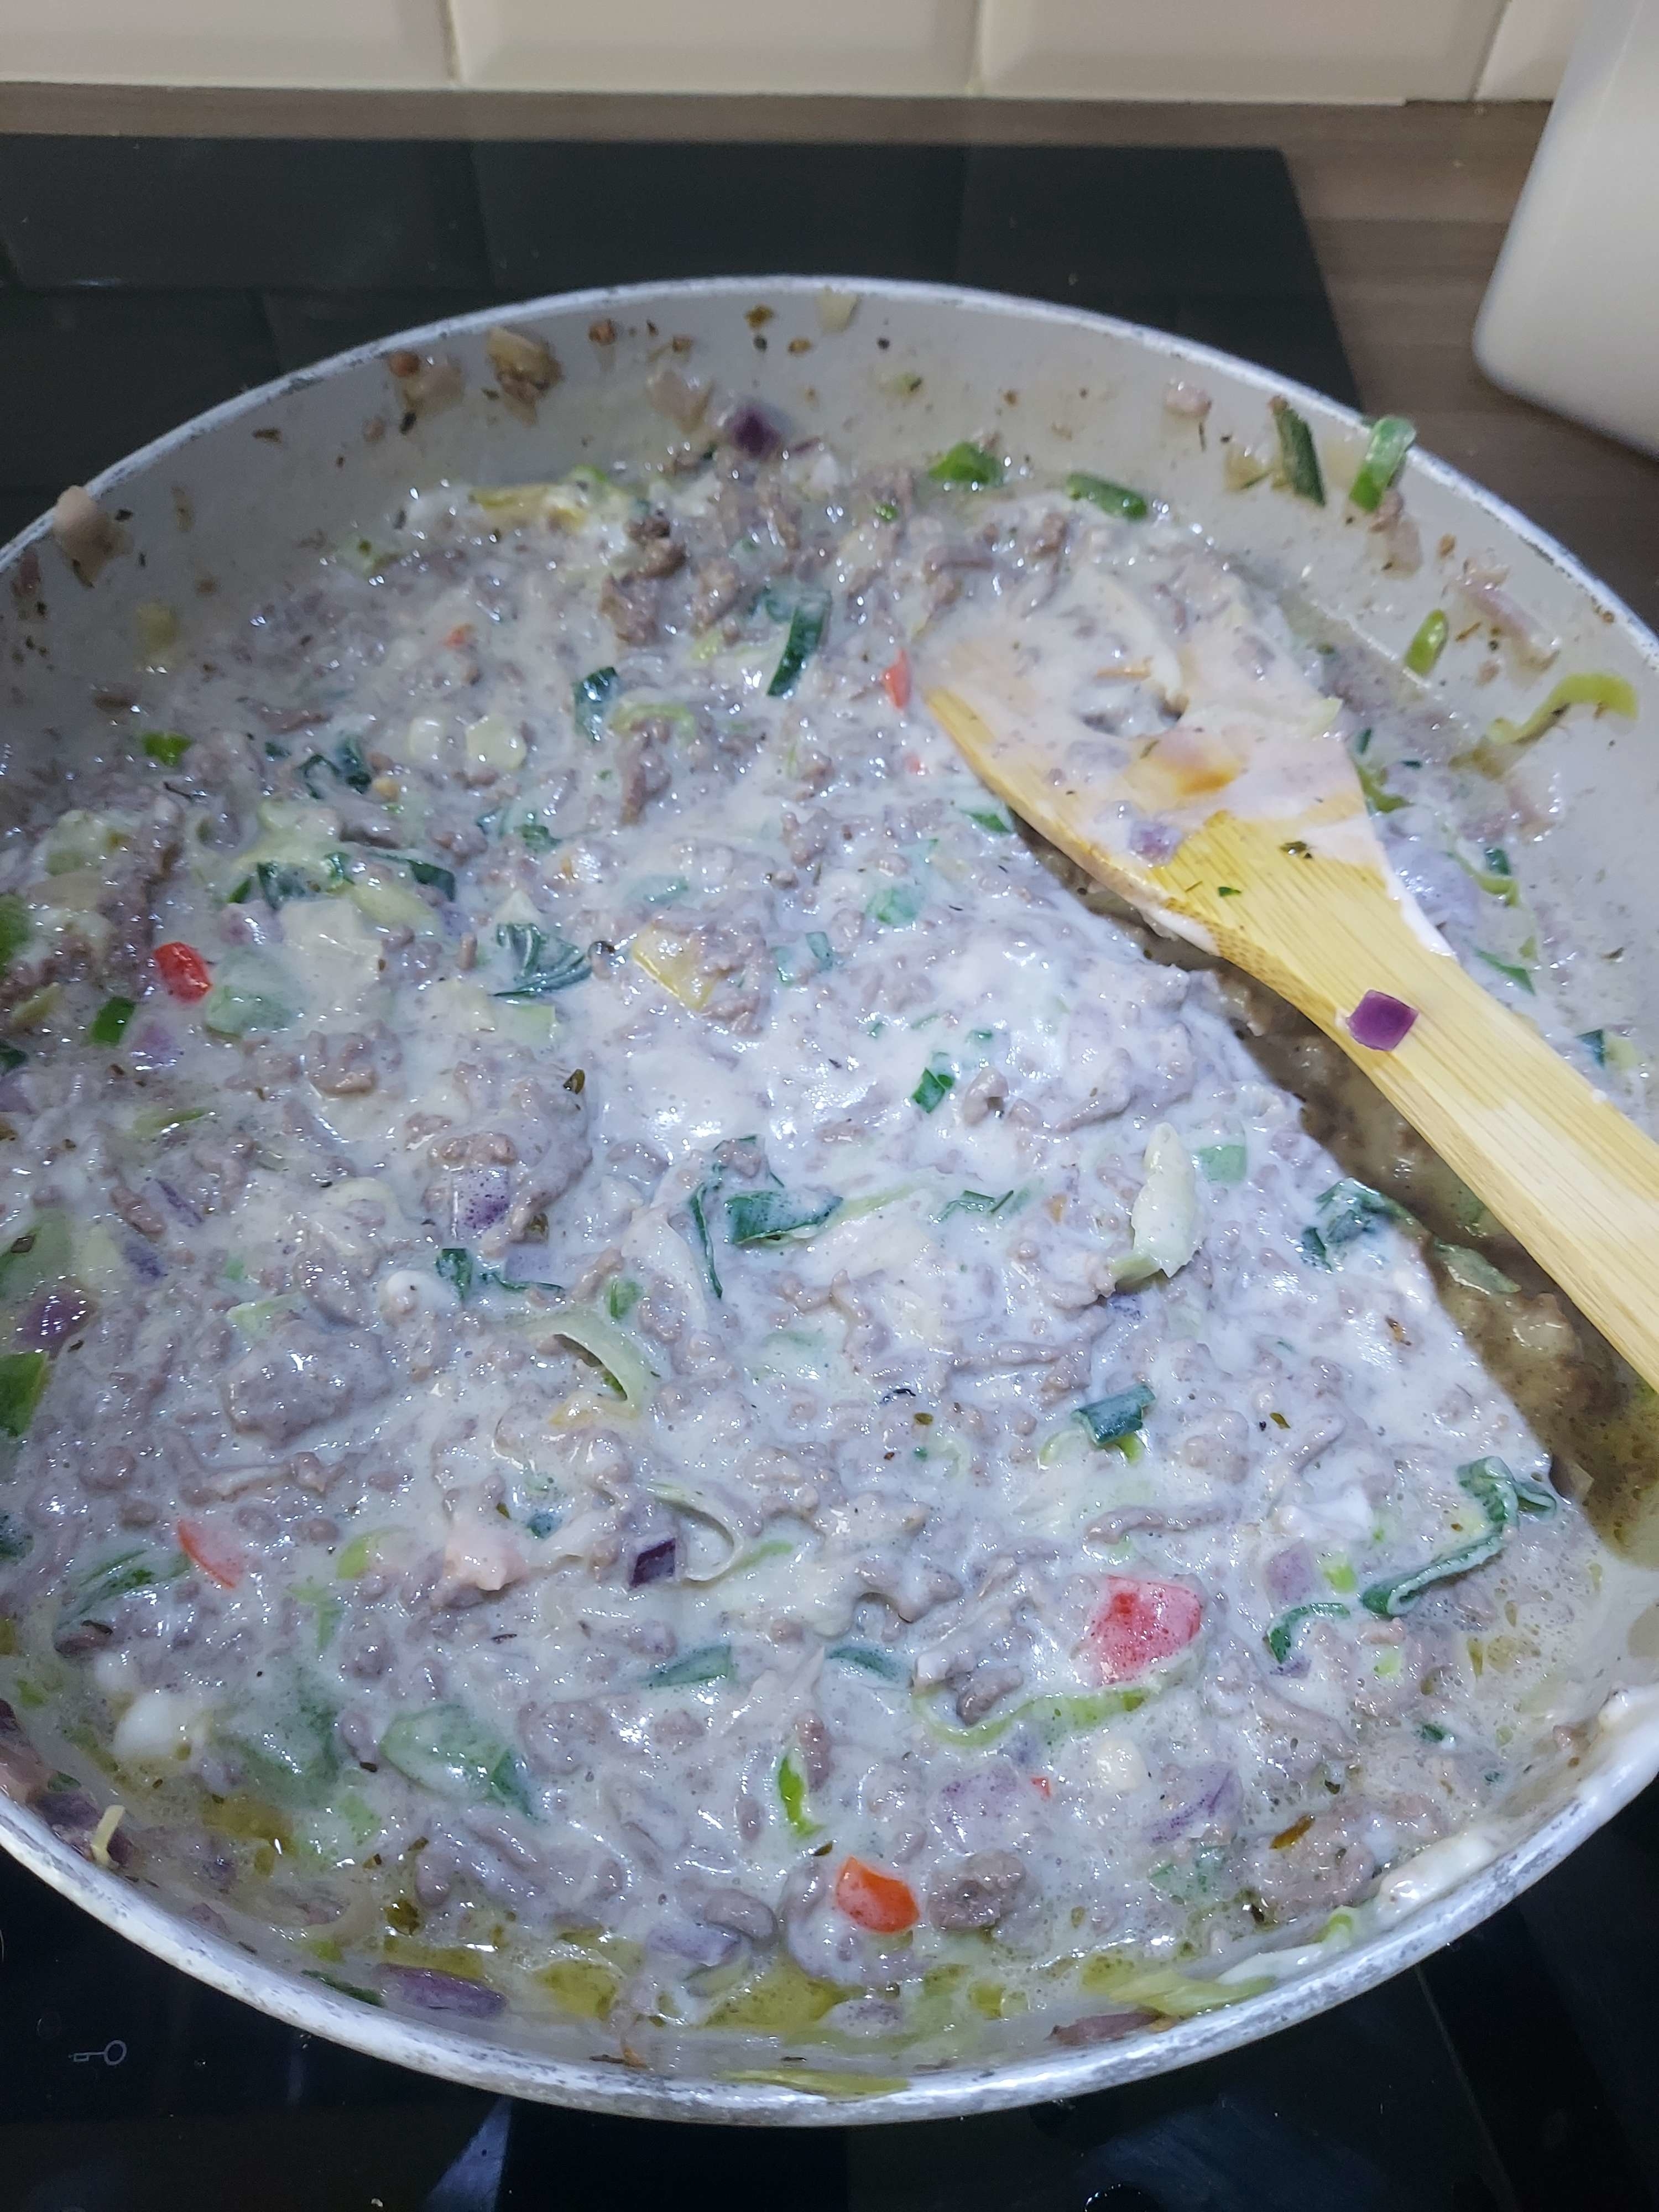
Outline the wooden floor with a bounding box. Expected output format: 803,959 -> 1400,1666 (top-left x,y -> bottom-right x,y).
4,85 -> 1655,627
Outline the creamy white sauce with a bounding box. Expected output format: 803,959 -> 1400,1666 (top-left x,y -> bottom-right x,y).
0,434 -> 1648,2058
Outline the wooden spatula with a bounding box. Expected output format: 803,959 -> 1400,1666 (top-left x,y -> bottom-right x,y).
924,638 -> 1659,1393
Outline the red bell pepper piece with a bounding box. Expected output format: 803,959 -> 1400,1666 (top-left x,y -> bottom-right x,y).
1083,1574 -> 1203,1684
155,942 -> 211,1001
834,1855 -> 919,1933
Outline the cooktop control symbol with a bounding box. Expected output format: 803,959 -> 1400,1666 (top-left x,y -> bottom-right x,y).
69,2039 -> 127,2067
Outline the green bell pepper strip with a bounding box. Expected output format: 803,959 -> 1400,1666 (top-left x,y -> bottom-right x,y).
1348,415 -> 1415,512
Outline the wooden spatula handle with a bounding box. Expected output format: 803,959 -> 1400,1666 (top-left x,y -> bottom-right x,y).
1276,901 -> 1659,1391
924,684 -> 1659,1391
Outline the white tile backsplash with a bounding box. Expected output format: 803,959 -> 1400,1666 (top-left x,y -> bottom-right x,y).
0,0 -> 1567,100
977,0 -> 1506,101
1477,0 -> 1589,96
448,0 -> 977,95
0,0 -> 452,86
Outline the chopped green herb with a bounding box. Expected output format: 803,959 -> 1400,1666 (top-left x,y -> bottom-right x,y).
255,860 -> 316,910
404,857 -> 456,900
940,1188 -> 1014,1220
300,735 -> 372,799
1356,759 -> 1407,815
1076,1382 -> 1154,1447
0,895 -> 31,975
605,1277 -> 642,1322
1271,399 -> 1325,504
1194,1143 -> 1247,1185
921,1683 -> 1147,1751
1432,1241 -> 1519,1297
1453,843 -> 1519,906
88,997 -> 135,1047
201,970 -> 295,1039
574,666 -> 619,739
1476,950 -> 1535,995
292,1578 -> 345,1653
873,500 -> 900,523
1066,472 -> 1150,520
1265,1601 -> 1348,1665
142,731 -> 192,767
1478,671 -> 1639,760
1317,1178 -> 1411,1248
1348,415 -> 1415,512
1217,885 -> 1241,897
768,588 -> 831,698
379,1703 -> 532,1814
62,1545 -> 182,1629
777,1747 -> 821,1838
1460,1454 -> 1556,1525
494,922 -> 591,999
436,1247 -> 561,1302
688,1178 -> 723,1301
828,1642 -> 906,1681
1359,1462 -> 1547,1624
647,1641 -> 733,1688
1404,609 -> 1448,676
963,806 -> 1014,834
1579,1027 -> 1643,1074
774,933 -> 834,987
304,1970 -> 384,2007
869,882 -> 924,927
726,1188 -> 843,1246
526,1509 -> 560,1540
519,822 -> 557,854
0,1042 -> 24,1074
910,1062 -> 955,1114
0,1212 -> 72,1310
632,875 -> 690,914
1361,1528 -> 1504,1618
1298,1227 -> 1332,1270
928,442 -> 1003,489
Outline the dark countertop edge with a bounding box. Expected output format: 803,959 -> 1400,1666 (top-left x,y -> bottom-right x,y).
0,82 -> 1549,144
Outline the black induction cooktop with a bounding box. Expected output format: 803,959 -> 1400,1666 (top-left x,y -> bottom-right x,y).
0,135 -> 1354,547
1,132 -> 1655,2212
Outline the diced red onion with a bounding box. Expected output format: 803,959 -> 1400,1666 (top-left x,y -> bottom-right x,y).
124,1241 -> 165,1281
1348,991 -> 1417,1050
20,1285 -> 93,1349
723,404 -> 779,460
630,1537 -> 677,1587
155,1179 -> 204,1225
1164,380 -> 1212,421
38,1785 -> 133,1865
455,1171 -> 510,1238
1264,1541 -> 1319,1605
1051,2008 -> 1159,2047
382,1965 -> 506,2018
124,1020 -> 179,1070
1129,817 -> 1182,864
648,1918 -> 740,1968
0,1698 -> 51,1806
1454,560 -> 1558,671
1144,1764 -> 1242,1844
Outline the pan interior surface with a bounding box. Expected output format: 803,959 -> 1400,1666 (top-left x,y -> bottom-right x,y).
2,278 -> 1658,2124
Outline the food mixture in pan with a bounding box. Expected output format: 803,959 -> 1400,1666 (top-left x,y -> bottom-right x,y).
0,369 -> 1648,2058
